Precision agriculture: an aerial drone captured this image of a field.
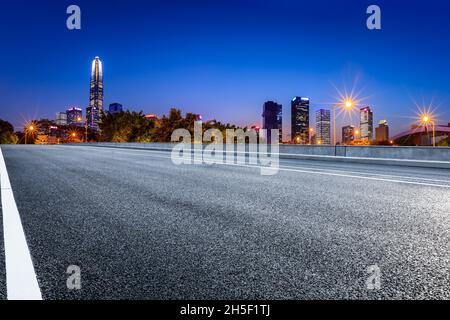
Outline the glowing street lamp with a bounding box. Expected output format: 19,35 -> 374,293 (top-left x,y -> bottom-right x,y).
420,113 -> 435,147
25,124 -> 36,144
333,98 -> 355,145
344,100 -> 353,109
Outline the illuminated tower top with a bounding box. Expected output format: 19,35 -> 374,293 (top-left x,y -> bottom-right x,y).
89,56 -> 104,110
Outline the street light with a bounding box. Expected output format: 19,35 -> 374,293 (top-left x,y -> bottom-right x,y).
345,100 -> 353,109
420,113 -> 435,147
25,124 -> 35,144
309,128 -> 314,144
333,99 -> 355,145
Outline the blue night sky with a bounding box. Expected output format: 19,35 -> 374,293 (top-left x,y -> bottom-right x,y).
1,0 -> 449,137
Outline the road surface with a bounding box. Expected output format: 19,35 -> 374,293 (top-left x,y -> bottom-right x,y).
1,144 -> 450,300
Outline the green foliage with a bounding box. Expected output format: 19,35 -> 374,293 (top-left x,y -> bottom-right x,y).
98,108 -> 240,143
151,108 -> 240,142
437,138 -> 450,147
99,110 -> 155,142
0,119 -> 18,144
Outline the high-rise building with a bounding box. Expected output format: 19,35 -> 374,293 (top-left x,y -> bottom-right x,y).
87,56 -> 104,130
342,125 -> 355,145
262,101 -> 282,143
66,107 -> 83,126
109,103 -> 123,115
360,106 -> 374,141
55,112 -> 67,126
315,109 -> 331,145
291,97 -> 310,144
376,120 -> 389,142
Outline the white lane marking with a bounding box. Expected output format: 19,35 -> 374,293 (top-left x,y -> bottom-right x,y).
65,146 -> 450,189
0,147 -> 42,300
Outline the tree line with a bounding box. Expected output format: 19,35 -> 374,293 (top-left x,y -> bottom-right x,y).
98,108 -> 240,143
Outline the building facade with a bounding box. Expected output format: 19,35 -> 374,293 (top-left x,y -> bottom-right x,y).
109,103 -> 123,115
360,106 -> 374,142
66,107 -> 83,126
291,97 -> 310,144
376,120 -> 389,142
315,109 -> 331,145
87,56 -> 104,130
262,101 -> 282,144
55,112 -> 67,126
342,125 -> 355,144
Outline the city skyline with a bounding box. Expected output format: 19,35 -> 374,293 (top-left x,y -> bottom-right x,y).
1,0 -> 450,139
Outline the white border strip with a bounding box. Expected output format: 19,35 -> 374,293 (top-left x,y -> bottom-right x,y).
0,147 -> 42,300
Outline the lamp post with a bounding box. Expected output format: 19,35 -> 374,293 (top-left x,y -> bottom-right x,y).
333,100 -> 354,145
421,115 -> 435,147
25,125 -> 35,145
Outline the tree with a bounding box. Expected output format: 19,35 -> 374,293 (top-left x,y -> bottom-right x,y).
98,108 -> 241,143
0,119 -> 18,144
438,138 -> 450,147
99,111 -> 155,142
151,108 -> 185,142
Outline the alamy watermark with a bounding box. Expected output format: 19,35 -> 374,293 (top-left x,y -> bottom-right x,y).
67,265 -> 82,290
366,264 -> 381,290
170,122 -> 280,176
66,5 -> 81,30
367,5 -> 381,30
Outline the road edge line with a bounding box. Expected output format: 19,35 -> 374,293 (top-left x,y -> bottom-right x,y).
0,147 -> 42,300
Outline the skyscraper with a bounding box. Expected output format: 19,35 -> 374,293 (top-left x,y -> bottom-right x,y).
291,97 -> 310,144
342,125 -> 355,145
315,109 -> 331,145
66,107 -> 83,126
87,56 -> 104,130
360,106 -> 374,142
109,103 -> 123,115
262,101 -> 282,143
376,120 -> 389,142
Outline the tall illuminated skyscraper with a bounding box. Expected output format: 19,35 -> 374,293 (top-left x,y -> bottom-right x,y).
315,109 -> 331,145
86,56 -> 104,130
360,106 -> 374,141
291,97 -> 310,144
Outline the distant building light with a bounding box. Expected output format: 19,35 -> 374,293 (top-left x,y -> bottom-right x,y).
145,114 -> 158,120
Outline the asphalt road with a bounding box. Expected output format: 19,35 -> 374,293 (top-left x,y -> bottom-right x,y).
1,144 -> 450,300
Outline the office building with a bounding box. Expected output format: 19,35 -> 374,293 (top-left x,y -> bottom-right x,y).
291,97 -> 310,144
66,107 -> 83,126
109,103 -> 123,115
55,112 -> 67,126
315,109 -> 331,145
376,120 -> 390,142
262,101 -> 282,143
360,106 -> 374,141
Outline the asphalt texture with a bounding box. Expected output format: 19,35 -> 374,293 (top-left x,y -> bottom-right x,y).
0,144 -> 450,300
